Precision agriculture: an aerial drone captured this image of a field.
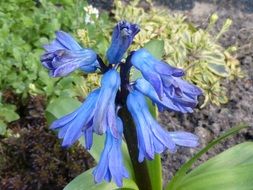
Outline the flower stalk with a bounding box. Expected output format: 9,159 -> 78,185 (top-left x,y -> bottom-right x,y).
119,107 -> 153,190
118,55 -> 152,190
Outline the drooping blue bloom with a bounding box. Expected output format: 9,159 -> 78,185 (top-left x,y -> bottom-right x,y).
45,21 -> 202,188
41,31 -> 99,77
50,89 -> 100,149
93,117 -> 129,187
134,78 -> 201,113
131,48 -> 202,112
127,90 -> 199,162
106,21 -> 140,65
91,69 -> 121,137
51,69 -> 120,149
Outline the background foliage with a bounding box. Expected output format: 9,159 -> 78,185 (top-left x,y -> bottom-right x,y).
0,0 -> 99,130
0,0 -> 242,130
113,0 -> 243,107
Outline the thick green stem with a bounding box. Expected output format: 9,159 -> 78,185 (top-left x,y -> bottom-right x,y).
119,107 -> 152,190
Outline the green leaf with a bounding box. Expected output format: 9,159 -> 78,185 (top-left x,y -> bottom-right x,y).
146,155 -> 162,190
207,62 -> 229,77
0,120 -> 7,135
143,39 -> 164,59
0,104 -> 20,123
175,143 -> 253,190
64,168 -> 139,190
185,142 -> 253,178
166,124 -> 250,190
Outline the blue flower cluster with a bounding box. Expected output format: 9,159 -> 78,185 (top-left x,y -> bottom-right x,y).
41,21 -> 202,187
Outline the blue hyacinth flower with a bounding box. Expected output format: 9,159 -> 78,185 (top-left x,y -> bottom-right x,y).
127,90 -> 199,162
51,69 -> 121,148
93,117 -> 129,187
131,48 -> 187,98
135,78 -> 201,113
92,69 -> 121,137
131,48 -> 202,112
41,31 -> 99,77
50,89 -> 100,149
106,21 -> 140,65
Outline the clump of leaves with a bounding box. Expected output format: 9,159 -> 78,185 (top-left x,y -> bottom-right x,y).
0,0 -> 102,127
112,0 -> 243,107
0,92 -> 19,136
0,125 -> 94,190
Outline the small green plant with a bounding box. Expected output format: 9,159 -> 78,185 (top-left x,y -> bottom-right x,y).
0,0 -> 99,127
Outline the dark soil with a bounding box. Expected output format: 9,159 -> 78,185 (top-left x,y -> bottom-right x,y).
0,95 -> 95,190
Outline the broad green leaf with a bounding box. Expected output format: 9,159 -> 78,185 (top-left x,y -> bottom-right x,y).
185,142 -> 253,179
175,143 -> 253,190
177,164 -> 253,190
64,168 -> 139,190
166,124 -> 250,190
143,39 -> 164,59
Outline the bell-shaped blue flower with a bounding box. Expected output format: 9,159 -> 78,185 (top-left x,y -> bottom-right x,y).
131,48 -> 202,112
93,117 -> 129,187
50,89 -> 100,149
106,21 -> 140,64
41,31 -> 99,77
51,69 -> 121,148
92,69 -> 121,137
134,78 -> 201,113
127,90 -> 199,162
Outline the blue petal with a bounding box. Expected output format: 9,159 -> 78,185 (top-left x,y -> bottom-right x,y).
83,124 -> 93,150
93,117 -> 128,187
168,131 -> 199,147
43,31 -> 81,52
106,21 -> 140,64
131,51 -> 164,98
135,78 -> 186,112
55,31 -> 82,50
127,90 -> 197,162
173,77 -> 203,96
154,61 -> 184,77
131,48 -> 202,107
41,31 -> 98,77
43,39 -> 65,52
80,60 -> 99,73
50,89 -> 100,148
92,69 -> 120,136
